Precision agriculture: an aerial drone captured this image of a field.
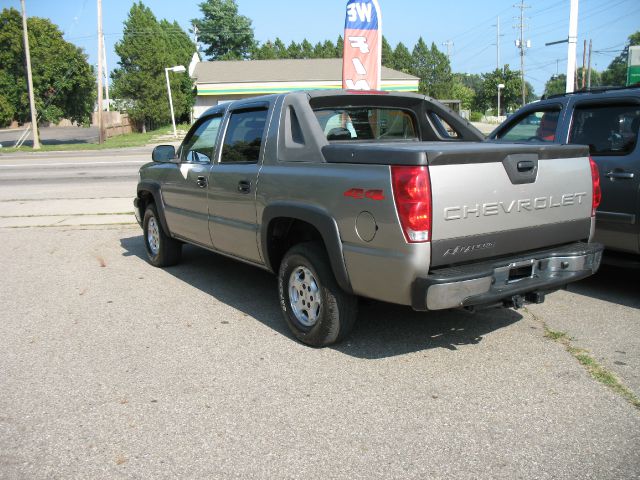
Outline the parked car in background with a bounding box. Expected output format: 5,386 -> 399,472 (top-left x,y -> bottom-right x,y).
488,86 -> 640,264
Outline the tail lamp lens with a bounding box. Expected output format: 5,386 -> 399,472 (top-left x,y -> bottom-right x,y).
589,156 -> 601,216
391,166 -> 432,243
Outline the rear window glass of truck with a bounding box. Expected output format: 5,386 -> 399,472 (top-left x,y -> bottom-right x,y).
314,107 -> 418,141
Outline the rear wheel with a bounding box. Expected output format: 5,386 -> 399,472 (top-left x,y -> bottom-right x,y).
278,242 -> 357,347
143,204 -> 181,267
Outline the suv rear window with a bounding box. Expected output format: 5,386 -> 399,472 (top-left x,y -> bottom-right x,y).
314,107 -> 418,141
569,104 -> 640,156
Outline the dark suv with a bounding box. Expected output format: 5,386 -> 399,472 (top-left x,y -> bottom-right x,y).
489,86 -> 640,263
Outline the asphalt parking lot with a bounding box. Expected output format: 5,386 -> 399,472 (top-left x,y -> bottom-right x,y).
1,224 -> 639,479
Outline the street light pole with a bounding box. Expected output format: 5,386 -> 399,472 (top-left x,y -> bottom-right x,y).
20,0 -> 40,149
97,0 -> 104,144
165,65 -> 186,138
497,83 -> 505,118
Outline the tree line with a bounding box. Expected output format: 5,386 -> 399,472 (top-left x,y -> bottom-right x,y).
0,0 -> 638,130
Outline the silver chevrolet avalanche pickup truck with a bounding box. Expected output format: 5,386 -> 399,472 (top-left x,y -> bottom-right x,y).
134,91 -> 603,346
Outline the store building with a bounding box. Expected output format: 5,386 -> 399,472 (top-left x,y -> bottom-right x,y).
190,58 -> 420,119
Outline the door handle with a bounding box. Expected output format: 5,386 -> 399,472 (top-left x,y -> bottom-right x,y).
238,180 -> 251,193
196,176 -> 208,188
605,171 -> 634,180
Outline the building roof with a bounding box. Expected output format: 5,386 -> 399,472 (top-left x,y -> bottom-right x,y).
192,58 -> 418,84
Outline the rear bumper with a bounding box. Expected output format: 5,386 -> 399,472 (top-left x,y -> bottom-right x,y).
411,242 -> 603,311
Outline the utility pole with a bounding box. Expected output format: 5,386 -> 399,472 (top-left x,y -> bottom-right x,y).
493,16 -> 504,70
442,40 -> 454,60
192,24 -> 199,47
102,39 -> 110,112
515,0 -> 530,106
587,39 -> 593,89
97,0 -> 105,144
20,0 -> 40,149
566,0 -> 579,93
581,39 -> 587,89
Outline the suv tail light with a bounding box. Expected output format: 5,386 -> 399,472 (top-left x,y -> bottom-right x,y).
589,156 -> 601,217
391,166 -> 432,243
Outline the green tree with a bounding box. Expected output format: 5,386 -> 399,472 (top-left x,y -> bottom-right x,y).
411,38 -> 453,98
427,42 -> 453,98
544,74 -> 567,97
253,40 -> 277,60
544,69 -> 603,97
322,40 -> 337,58
287,41 -> 302,59
112,2 -> 194,131
392,42 -> 412,73
381,36 -> 393,67
449,80 -> 475,110
313,42 -> 324,58
300,39 -> 314,59
602,31 -> 640,86
336,35 -> 344,57
0,8 -> 95,127
475,66 -> 534,114
192,0 -> 255,60
455,73 -> 484,95
273,38 -> 287,59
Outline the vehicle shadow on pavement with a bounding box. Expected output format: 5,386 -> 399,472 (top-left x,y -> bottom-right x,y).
121,235 -> 522,359
567,265 -> 640,310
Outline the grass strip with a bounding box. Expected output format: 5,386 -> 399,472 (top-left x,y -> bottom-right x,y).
530,308 -> 640,410
1,124 -> 189,153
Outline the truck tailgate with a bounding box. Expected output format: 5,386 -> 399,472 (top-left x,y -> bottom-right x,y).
428,143 -> 593,266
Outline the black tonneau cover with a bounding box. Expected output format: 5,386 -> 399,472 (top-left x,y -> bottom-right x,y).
321,142 -> 588,166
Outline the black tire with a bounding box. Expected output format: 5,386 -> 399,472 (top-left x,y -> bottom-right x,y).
142,203 -> 182,267
278,242 -> 358,347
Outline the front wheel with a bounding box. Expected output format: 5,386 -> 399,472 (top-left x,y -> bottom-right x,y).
278,242 -> 357,347
143,204 -> 182,267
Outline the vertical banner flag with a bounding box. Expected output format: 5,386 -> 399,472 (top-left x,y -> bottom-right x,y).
342,0 -> 382,90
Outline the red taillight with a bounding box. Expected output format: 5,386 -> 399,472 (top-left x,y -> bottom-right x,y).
391,165 -> 432,243
589,156 -> 601,216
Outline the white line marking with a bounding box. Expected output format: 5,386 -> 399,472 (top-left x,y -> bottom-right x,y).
0,160 -> 147,168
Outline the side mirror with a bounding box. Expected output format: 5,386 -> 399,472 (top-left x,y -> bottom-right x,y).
152,145 -> 177,163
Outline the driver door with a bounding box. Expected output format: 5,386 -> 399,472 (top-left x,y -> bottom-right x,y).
161,114 -> 223,247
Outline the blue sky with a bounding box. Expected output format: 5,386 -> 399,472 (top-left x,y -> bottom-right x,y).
2,0 -> 639,95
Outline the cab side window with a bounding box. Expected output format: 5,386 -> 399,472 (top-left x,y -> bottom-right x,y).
569,104 -> 640,156
494,107 -> 561,142
221,108 -> 268,164
180,115 -> 223,163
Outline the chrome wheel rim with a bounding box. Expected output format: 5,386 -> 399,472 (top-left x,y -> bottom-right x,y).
147,216 -> 160,256
288,266 -> 321,327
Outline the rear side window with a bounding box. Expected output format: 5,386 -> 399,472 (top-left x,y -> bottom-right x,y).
494,107 -> 561,142
569,104 -> 640,156
221,108 -> 268,163
314,107 -> 418,141
428,112 -> 461,139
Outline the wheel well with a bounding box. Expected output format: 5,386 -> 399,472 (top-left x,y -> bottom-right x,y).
266,218 -> 324,273
137,190 -> 154,216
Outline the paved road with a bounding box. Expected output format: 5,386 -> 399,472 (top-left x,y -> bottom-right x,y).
0,126 -> 99,148
0,148 -> 638,479
0,147 -> 146,227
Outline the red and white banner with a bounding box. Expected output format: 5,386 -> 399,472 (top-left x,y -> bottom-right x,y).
342,0 -> 382,90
